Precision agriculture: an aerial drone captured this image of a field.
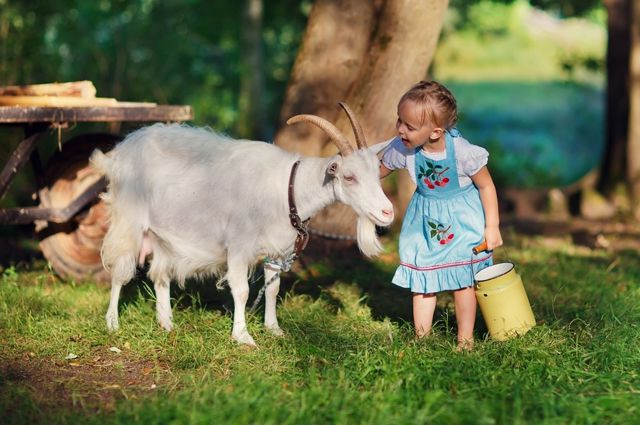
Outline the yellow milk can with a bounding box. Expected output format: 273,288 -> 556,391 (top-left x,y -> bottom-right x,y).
474,262 -> 536,341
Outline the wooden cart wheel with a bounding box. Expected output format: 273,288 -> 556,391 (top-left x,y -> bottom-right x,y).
36,133 -> 121,283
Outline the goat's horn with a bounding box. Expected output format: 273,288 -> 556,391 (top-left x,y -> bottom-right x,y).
338,102 -> 368,149
287,114 -> 354,156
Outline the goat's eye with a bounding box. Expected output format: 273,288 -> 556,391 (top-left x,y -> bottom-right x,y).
344,175 -> 356,183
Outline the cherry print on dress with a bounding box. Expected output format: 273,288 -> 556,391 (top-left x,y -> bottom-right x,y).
418,161 -> 450,190
427,220 -> 455,245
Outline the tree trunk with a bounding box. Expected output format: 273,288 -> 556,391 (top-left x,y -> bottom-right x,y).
275,0 -> 380,156
275,0 -> 449,238
238,0 -> 266,139
599,0 -> 631,196
629,0 -> 640,219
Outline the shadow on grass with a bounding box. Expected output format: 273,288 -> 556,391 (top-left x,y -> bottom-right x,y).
110,236 -> 496,340
5,226 -> 637,344
250,237 -> 640,343
0,225 -> 45,270
514,247 -> 640,325
262,237 -> 491,339
115,267 -> 232,315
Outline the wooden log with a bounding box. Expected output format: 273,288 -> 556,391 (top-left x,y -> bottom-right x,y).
0,96 -> 158,108
0,95 -> 121,107
0,81 -> 97,97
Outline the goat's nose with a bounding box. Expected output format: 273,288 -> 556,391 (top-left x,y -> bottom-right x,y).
382,209 -> 394,218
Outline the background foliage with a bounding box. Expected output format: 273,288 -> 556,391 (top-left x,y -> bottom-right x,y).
435,0 -> 605,187
0,0 -> 605,189
0,0 -> 309,132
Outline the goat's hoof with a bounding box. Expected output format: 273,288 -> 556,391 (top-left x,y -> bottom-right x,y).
265,325 -> 285,337
105,313 -> 119,332
232,330 -> 257,346
158,319 -> 174,332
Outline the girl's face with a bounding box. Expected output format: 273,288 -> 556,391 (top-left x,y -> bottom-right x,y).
396,100 -> 443,150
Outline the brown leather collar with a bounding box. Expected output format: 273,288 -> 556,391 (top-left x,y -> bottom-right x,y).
288,160 -> 309,256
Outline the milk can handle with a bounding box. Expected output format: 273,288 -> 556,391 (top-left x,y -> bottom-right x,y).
471,240 -> 499,285
472,241 -> 488,255
472,239 -> 511,261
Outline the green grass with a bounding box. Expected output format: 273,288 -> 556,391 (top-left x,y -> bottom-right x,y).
1,235 -> 639,424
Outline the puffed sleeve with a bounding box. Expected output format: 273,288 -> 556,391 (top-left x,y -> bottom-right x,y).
380,137 -> 409,170
456,137 -> 489,176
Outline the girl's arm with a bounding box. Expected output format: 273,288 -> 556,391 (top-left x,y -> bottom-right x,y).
380,162 -> 393,178
470,166 -> 503,250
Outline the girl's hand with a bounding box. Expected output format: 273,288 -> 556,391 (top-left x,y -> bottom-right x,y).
471,167 -> 502,251
485,226 -> 503,250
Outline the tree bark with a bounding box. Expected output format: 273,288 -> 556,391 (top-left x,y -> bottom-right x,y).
629,0 -> 640,218
320,0 -> 448,156
275,0 -> 449,237
238,0 -> 266,139
599,0 -> 631,196
274,0 -> 380,155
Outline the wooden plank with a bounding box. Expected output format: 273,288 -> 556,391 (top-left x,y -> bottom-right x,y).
0,105 -> 193,123
0,96 -> 157,108
0,96 -> 121,107
0,81 -> 97,97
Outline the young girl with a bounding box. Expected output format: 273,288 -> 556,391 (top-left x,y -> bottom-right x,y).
379,80 -> 503,350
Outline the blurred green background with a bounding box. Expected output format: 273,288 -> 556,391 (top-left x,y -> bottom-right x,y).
0,0 -> 605,190
436,0 -> 604,188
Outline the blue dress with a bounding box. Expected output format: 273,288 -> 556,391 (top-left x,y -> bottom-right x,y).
392,130 -> 493,293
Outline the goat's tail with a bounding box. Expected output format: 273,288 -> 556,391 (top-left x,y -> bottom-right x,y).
89,148 -> 112,176
89,149 -> 115,216
90,147 -> 139,281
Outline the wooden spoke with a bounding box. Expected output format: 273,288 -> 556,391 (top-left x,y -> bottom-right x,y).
36,133 -> 121,283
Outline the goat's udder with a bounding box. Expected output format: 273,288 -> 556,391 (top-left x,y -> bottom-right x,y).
138,231 -> 154,266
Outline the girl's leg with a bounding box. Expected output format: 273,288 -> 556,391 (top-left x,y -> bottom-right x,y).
453,286 -> 476,350
412,292 -> 437,338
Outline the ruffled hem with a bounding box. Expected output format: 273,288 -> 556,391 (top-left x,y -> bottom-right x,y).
392,254 -> 493,293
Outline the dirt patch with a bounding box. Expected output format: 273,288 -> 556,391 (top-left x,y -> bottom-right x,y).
0,348 -> 176,418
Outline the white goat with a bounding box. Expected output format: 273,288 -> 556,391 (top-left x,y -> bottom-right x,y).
90,103 -> 394,346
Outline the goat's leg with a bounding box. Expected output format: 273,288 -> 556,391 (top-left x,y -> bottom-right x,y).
263,265 -> 284,336
227,256 -> 255,346
105,281 -> 123,331
153,275 -> 173,331
105,255 -> 136,332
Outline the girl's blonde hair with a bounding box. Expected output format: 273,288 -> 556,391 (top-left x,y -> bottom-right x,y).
399,80 -> 458,129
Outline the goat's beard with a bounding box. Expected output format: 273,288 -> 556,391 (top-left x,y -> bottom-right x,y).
356,216 -> 383,257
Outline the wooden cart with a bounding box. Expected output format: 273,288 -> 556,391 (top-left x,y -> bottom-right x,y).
0,104 -> 193,282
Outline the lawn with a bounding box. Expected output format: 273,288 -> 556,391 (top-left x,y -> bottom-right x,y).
1,233 -> 639,425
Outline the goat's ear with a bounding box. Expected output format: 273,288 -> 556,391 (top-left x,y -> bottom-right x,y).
327,159 -> 341,177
